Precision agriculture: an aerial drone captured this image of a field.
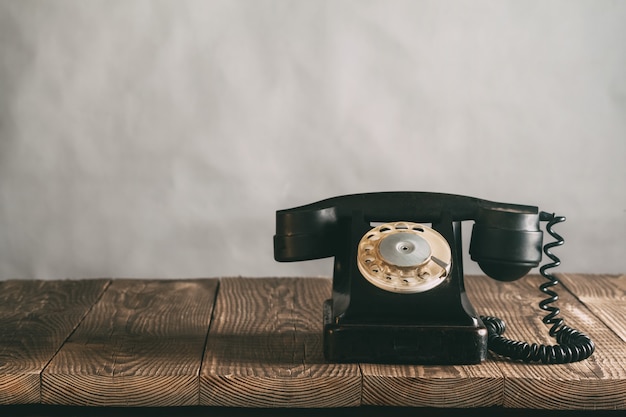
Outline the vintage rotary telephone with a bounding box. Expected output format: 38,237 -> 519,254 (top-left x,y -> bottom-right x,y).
273,192 -> 594,365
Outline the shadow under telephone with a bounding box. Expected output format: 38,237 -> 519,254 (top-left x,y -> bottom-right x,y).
273,192 -> 594,365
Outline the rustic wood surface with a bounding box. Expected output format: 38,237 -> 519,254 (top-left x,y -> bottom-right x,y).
0,279 -> 109,405
0,274 -> 623,409
465,274 -> 626,410
560,274 -> 626,342
200,278 -> 361,408
361,361 -> 504,408
41,279 -> 218,406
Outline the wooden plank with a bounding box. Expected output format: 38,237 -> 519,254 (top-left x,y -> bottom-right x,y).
465,274 -> 626,410
41,279 -> 218,406
361,362 -> 504,408
559,274 -> 626,342
0,279 -> 109,405
200,277 -> 361,408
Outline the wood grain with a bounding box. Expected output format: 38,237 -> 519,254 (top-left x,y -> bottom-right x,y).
361,362 -> 504,408
465,274 -> 626,410
559,274 -> 626,342
41,279 -> 218,406
0,279 -> 109,405
200,278 -> 361,408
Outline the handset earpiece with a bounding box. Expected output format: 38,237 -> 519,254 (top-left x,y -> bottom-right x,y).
469,208 -> 543,281
274,206 -> 338,262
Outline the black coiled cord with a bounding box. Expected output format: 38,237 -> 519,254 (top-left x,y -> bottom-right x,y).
480,213 -> 595,364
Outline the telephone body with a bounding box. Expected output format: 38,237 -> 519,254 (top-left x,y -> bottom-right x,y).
273,192 -> 594,365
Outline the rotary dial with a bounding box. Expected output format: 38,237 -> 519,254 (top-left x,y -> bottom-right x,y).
356,221 -> 452,294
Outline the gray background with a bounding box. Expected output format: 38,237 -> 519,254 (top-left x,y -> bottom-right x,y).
1,0 -> 624,280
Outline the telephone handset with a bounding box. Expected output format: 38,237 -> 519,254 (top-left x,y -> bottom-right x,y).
274,192 -> 594,364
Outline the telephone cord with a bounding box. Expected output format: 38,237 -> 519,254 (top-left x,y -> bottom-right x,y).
480,213 -> 595,364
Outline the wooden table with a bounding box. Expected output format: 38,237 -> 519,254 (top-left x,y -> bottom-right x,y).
0,274 -> 624,412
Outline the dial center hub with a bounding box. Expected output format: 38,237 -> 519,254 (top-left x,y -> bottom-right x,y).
378,233 -> 431,267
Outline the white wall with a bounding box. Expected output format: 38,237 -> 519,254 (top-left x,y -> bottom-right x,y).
1,0 -> 624,279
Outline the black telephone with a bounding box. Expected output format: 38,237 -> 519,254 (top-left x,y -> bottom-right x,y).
273,192 -> 594,365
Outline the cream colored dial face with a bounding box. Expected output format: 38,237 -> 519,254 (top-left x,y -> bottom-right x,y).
357,222 -> 452,294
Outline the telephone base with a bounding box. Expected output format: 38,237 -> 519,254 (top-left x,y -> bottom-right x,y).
323,302 -> 488,364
